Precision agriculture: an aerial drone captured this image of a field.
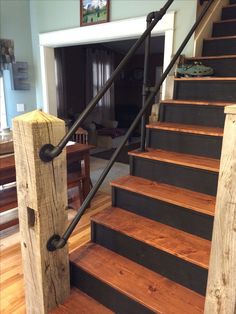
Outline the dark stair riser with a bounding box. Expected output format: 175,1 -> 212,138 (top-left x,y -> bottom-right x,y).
147,129 -> 222,159
230,0 -> 236,4
130,156 -> 218,196
202,38 -> 236,56
186,57 -> 236,77
160,103 -> 225,127
174,80 -> 236,102
222,5 -> 236,20
92,222 -> 208,295
112,187 -> 213,240
70,263 -> 154,314
212,20 -> 236,37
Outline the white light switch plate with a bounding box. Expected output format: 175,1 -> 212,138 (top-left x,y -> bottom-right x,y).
17,103 -> 25,112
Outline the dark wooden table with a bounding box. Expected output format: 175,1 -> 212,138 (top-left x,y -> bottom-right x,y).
0,143 -> 94,230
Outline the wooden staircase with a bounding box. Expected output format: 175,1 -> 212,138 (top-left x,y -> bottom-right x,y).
52,1 -> 236,312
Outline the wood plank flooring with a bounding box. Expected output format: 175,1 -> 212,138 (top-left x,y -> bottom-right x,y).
0,191 -> 111,314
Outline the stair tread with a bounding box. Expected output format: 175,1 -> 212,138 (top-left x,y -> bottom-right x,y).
128,148 -> 220,172
204,35 -> 236,41
51,287 -> 113,314
92,207 -> 211,269
111,175 -> 215,216
174,77 -> 236,81
70,243 -> 205,313
187,54 -> 236,60
214,18 -> 236,24
223,3 -> 236,8
161,99 -> 235,106
146,122 -> 224,136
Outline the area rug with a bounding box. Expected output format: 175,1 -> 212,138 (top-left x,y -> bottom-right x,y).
91,142 -> 140,164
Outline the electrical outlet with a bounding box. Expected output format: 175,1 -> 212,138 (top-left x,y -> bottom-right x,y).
17,103 -> 24,112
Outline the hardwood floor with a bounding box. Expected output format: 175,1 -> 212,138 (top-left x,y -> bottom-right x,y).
0,191 -> 111,314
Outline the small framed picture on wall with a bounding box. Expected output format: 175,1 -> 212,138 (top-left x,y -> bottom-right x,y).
80,0 -> 110,26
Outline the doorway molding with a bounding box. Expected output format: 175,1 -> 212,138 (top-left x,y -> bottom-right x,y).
39,12 -> 175,115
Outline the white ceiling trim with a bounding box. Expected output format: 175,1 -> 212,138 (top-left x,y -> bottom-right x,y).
39,12 -> 175,48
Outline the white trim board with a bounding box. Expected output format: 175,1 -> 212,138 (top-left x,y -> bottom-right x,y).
39,12 -> 175,114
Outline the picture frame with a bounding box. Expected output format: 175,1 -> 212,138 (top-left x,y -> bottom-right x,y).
80,0 -> 110,27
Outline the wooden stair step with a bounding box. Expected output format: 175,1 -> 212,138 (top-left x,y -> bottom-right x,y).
111,175 -> 215,216
204,35 -> 236,41
187,54 -> 236,60
223,3 -> 236,8
129,148 -> 220,172
146,122 -> 224,137
51,287 -> 113,313
70,243 -> 205,314
92,207 -> 210,269
161,99 -> 235,106
174,77 -> 236,81
214,18 -> 236,24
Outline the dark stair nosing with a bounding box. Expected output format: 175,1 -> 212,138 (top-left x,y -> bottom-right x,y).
70,243 -> 205,313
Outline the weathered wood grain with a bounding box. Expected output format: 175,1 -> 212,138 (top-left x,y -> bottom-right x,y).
204,105 -> 236,314
12,110 -> 70,313
0,191 -> 111,314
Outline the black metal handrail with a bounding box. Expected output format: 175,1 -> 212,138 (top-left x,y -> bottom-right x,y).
45,0 -> 215,251
39,0 -> 174,162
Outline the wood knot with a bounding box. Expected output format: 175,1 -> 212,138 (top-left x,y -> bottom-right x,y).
119,270 -> 124,275
148,285 -> 157,293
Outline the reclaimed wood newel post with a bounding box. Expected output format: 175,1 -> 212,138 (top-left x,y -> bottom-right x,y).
204,105 -> 236,314
13,110 -> 70,313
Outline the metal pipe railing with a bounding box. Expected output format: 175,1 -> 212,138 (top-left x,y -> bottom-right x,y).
140,18 -> 152,152
46,0 -> 215,251
39,0 -> 174,163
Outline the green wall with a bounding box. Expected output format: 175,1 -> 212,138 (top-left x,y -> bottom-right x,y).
29,0 -> 198,109
0,0 -> 36,127
1,0 -> 198,118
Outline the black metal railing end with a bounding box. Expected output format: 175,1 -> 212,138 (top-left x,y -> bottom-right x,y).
47,234 -> 66,251
39,144 -> 61,162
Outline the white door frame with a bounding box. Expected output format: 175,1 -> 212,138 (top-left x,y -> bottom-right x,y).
39,12 -> 175,115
